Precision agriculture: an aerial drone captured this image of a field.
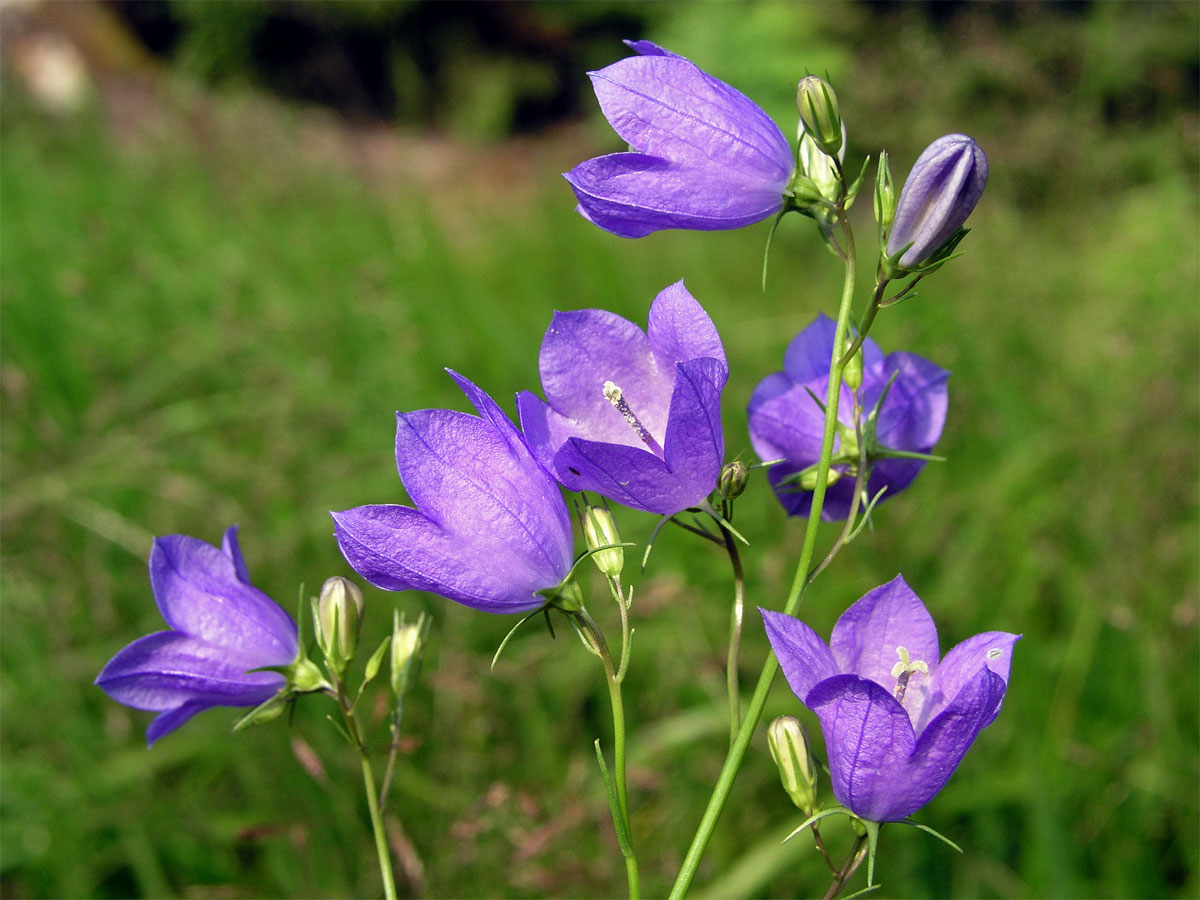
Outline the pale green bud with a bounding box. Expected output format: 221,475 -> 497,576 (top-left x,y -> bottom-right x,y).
873,150 -> 896,237
799,466 -> 844,491
798,132 -> 843,202
768,715 -> 818,814
796,75 -> 843,157
390,609 -> 430,700
582,506 -> 624,578
718,460 -> 749,502
843,342 -> 864,391
315,576 -> 363,675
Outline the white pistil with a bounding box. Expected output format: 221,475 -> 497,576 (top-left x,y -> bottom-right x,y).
603,380 -> 664,456
890,645 -> 929,703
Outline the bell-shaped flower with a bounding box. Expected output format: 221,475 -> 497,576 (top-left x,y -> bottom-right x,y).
886,134 -> 988,270
333,371 -> 574,614
747,314 -> 948,520
564,41 -> 795,238
95,527 -> 299,745
518,280 -> 728,516
762,576 -> 1019,822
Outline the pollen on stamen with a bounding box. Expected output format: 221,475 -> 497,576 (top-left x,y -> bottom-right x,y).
602,380 -> 664,457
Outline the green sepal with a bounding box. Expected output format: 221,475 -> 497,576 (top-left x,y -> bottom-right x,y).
897,817 -> 963,853
781,805 -> 851,843
232,691 -> 291,731
324,713 -> 354,746
363,634 -> 392,687
490,606 -> 546,669
863,818 -> 881,887
594,739 -> 634,857
844,155 -> 871,210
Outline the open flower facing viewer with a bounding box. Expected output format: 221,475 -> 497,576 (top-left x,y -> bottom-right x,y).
762,576 -> 1019,823
518,280 -> 728,516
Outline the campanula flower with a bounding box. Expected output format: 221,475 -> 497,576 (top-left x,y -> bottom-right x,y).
564,41 -> 794,238
762,576 -> 1019,822
518,280 -> 728,515
886,134 -> 988,270
333,371 -> 574,614
747,314 -> 948,520
95,527 -> 299,745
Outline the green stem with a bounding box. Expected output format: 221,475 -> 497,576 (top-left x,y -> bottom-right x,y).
822,834 -> 868,900
668,213 -> 861,900
360,750 -> 398,900
721,509 -> 746,745
603,644 -> 640,899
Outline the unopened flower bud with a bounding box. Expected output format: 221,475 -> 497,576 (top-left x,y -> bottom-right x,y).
768,715 -> 818,814
799,466 -> 843,491
886,134 -> 987,270
796,75 -> 842,157
582,505 -> 624,578
390,609 -> 430,700
718,460 -> 749,501
798,132 -> 844,201
843,343 -> 863,391
315,576 -> 363,675
873,149 -> 895,236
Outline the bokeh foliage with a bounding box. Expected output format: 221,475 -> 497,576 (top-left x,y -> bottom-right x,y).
2,2 -> 1197,898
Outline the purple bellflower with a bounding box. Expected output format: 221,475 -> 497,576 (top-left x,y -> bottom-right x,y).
886,134 -> 988,270
518,280 -> 728,516
95,527 -> 299,745
747,314 -> 948,520
333,371 -> 574,614
762,576 -> 1019,822
564,41 -> 794,238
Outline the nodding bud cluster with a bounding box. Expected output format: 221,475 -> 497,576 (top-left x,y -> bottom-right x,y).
796,75 -> 842,158
768,715 -> 819,815
390,609 -> 430,700
314,576 -> 363,676
885,134 -> 988,272
582,505 -> 624,579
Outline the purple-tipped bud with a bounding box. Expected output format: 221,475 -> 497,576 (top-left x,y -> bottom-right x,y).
886,134 -> 987,270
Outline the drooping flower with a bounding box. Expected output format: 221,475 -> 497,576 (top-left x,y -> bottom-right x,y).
518,280 -> 728,516
762,576 -> 1019,822
886,134 -> 988,270
333,371 -> 574,614
747,314 -> 948,520
95,527 -> 299,745
564,41 -> 794,238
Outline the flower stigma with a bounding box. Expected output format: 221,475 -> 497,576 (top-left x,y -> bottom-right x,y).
890,645 -> 929,703
603,380 -> 665,456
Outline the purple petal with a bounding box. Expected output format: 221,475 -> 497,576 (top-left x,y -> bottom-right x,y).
871,665 -> 1007,821
332,505 -> 555,614
586,53 -> 792,185
95,631 -> 284,711
747,378 -> 829,470
221,526 -> 252,585
917,631 -> 1020,732
783,314 -> 882,385
829,576 -> 939,719
646,280 -> 727,372
659,357 -> 727,508
867,352 -> 949,452
146,701 -> 208,745
565,154 -> 786,238
551,437 -> 680,514
393,407 -> 572,581
149,536 -> 298,666
806,674 -> 917,822
623,40 -> 682,59
515,389 -> 559,475
760,608 -> 838,701
535,307 -> 673,446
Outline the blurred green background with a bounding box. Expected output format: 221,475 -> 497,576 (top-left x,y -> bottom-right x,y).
2,1 -> 1197,897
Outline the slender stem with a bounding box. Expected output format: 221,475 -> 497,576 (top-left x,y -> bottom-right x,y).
822,835 -> 868,900
360,750 -> 398,900
669,211 -> 861,900
336,681 -> 398,900
720,508 -> 746,744
377,701 -> 404,812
